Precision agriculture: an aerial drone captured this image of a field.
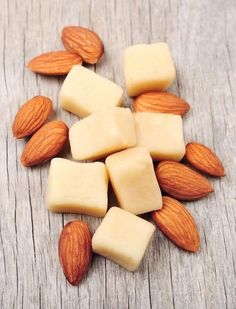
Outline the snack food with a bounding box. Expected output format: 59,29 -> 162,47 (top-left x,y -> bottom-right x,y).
12,96 -> 53,138
27,51 -> 83,75
133,91 -> 190,116
59,220 -> 92,285
156,161 -> 213,200
123,43 -> 175,96
62,26 -> 104,64
152,196 -> 200,252
185,142 -> 225,176
105,147 -> 162,214
21,120 -> 68,166
59,65 -> 123,118
47,158 -> 109,217
134,112 -> 185,161
69,107 -> 136,160
19,25 -> 226,281
92,207 -> 155,271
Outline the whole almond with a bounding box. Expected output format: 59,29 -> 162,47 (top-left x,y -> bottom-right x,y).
27,51 -> 82,75
152,196 -> 200,252
59,221 -> 92,285
12,96 -> 53,139
21,120 -> 68,167
156,161 -> 213,200
133,92 -> 190,116
62,26 -> 104,64
186,142 -> 225,177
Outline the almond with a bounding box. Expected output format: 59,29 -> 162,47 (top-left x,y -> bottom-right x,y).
59,221 -> 92,285
133,91 -> 190,116
27,51 -> 82,75
152,196 -> 200,252
156,161 -> 213,200
62,26 -> 104,64
186,142 -> 225,177
12,96 -> 53,138
21,120 -> 68,166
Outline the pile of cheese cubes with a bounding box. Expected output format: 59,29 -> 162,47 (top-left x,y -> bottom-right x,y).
47,43 -> 184,271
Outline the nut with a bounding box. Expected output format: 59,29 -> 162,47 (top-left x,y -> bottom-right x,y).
27,51 -> 82,75
156,161 -> 213,200
58,220 -> 92,285
152,196 -> 200,252
186,142 -> 225,177
62,26 -> 104,64
21,120 -> 68,166
133,91 -> 190,116
12,96 -> 53,138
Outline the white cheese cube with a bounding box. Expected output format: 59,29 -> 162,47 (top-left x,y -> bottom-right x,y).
105,147 -> 162,215
123,43 -> 176,96
59,65 -> 123,118
46,158 -> 108,217
134,112 -> 185,161
69,107 -> 136,160
92,207 -> 155,271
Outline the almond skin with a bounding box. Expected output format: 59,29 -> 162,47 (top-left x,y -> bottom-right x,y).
21,120 -> 68,167
156,161 -> 213,200
12,96 -> 53,138
62,26 -> 104,64
152,196 -> 200,252
27,51 -> 82,75
59,221 -> 92,286
186,142 -> 225,177
133,92 -> 190,116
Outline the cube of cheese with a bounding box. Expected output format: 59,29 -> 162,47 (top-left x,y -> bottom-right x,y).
46,158 -> 108,217
105,147 -> 162,215
134,112 -> 185,161
123,43 -> 176,96
92,207 -> 155,271
59,65 -> 123,118
69,107 -> 136,160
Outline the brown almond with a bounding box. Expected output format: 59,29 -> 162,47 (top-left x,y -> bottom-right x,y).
62,26 -> 104,64
27,51 -> 82,75
186,142 -> 225,176
12,96 -> 53,138
21,120 -> 68,167
59,221 -> 92,285
156,161 -> 213,200
152,196 -> 200,252
133,91 -> 190,116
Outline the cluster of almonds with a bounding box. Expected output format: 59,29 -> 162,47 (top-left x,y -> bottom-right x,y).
12,26 -> 225,286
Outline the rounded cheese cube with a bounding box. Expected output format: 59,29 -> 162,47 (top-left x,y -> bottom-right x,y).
105,147 -> 162,215
92,207 -> 155,271
123,43 -> 176,96
134,112 -> 185,161
47,158 -> 108,217
69,107 -> 136,161
59,65 -> 123,118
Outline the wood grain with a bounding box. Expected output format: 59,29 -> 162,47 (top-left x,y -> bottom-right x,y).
0,0 -> 235,308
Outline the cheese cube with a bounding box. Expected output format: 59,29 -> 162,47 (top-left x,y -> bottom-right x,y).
46,158 -> 108,217
69,107 -> 136,160
105,147 -> 162,215
59,65 -> 123,118
134,112 -> 185,161
123,43 -> 176,96
92,207 -> 155,271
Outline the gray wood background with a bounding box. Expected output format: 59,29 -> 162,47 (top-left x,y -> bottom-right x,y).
0,0 -> 235,308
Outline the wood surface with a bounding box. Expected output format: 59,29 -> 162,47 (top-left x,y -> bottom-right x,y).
0,0 -> 235,308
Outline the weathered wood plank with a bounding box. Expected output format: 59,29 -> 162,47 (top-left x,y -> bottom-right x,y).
0,0 -> 235,308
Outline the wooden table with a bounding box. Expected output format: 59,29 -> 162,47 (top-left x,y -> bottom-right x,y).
1,0 -> 235,308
